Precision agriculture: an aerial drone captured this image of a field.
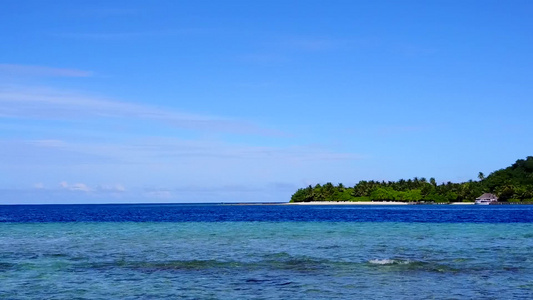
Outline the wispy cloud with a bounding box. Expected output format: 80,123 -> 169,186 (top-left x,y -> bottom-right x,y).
284,37 -> 342,51
376,125 -> 428,135
23,138 -> 362,165
143,188 -> 173,199
172,184 -> 263,193
97,184 -> 126,193
82,8 -> 140,17
0,64 -> 93,77
0,182 -> 291,204
57,181 -> 126,193
52,28 -> 210,41
256,36 -> 435,58
278,36 -> 369,52
54,32 -> 158,40
395,43 -> 437,56
30,139 -> 67,148
343,125 -> 430,137
239,36 -> 375,66
0,85 -> 282,136
239,53 -> 289,64
0,182 -> 129,204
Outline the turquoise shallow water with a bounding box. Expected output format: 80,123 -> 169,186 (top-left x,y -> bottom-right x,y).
1,220 -> 532,299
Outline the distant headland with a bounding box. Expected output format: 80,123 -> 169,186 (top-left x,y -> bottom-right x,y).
290,156 -> 533,204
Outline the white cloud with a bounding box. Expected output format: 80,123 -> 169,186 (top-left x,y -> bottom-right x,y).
70,183 -> 91,192
57,182 -> 126,194
59,181 -> 91,192
34,183 -> 45,189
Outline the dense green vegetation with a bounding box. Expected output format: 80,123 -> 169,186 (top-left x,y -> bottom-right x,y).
290,157 -> 533,203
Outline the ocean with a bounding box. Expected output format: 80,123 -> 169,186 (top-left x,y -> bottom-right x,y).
1,204 -> 532,299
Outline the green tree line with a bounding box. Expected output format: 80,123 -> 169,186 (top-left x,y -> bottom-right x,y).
291,157 -> 533,203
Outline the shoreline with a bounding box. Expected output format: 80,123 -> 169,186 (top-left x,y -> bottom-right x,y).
286,201 -> 408,205
284,201 -> 475,205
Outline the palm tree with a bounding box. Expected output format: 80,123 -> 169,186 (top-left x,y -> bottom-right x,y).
478,172 -> 485,181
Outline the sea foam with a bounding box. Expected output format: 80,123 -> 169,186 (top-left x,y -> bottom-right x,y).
368,258 -> 410,265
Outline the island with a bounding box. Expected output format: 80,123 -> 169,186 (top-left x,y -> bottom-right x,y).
290,156 -> 533,204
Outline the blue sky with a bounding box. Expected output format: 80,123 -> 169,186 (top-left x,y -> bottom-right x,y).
1,0 -> 532,204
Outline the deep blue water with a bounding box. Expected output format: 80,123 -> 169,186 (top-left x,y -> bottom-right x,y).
1,204 -> 532,299
1,203 -> 533,223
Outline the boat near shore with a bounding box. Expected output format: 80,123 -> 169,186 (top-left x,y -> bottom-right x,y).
475,193 -> 498,205
475,199 -> 495,205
